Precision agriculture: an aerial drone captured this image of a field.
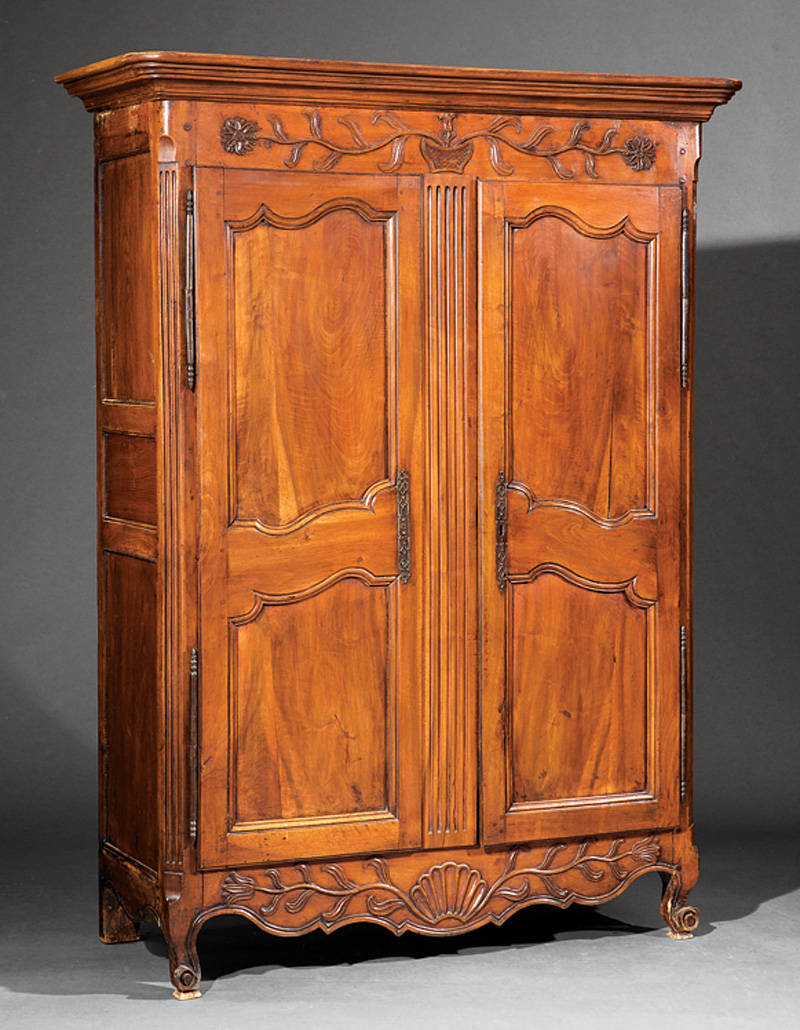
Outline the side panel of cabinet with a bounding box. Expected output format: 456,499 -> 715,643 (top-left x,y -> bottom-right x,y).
102,551 -> 159,867
196,168 -> 425,867
96,137 -> 161,875
479,182 -> 682,844
98,151 -> 156,403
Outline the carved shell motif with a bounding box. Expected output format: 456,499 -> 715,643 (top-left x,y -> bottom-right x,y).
217,835 -> 668,934
408,862 -> 489,922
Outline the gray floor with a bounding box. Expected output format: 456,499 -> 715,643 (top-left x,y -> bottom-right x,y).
1,829 -> 798,1029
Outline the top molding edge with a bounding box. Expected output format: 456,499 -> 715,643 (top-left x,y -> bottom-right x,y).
56,51 -> 741,122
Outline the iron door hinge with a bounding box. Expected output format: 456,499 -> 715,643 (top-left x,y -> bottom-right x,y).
185,189 -> 196,391
680,208 -> 690,388
679,626 -> 688,802
188,647 -> 199,844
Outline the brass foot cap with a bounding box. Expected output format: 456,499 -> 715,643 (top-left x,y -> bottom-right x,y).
173,989 -> 202,1000
667,930 -> 694,940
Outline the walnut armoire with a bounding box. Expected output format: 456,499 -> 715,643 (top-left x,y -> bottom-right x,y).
56,52 -> 740,998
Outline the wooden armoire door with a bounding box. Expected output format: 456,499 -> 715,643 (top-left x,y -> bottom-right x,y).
479,182 -> 683,845
195,168 -> 424,868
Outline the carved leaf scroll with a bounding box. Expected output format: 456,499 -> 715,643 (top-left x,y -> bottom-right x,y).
219,835 -> 664,934
220,110 -> 656,178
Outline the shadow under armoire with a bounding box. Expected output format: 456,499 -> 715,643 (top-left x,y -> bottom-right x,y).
56,53 -> 740,998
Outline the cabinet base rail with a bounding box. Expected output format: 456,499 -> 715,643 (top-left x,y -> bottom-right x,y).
99,828 -> 699,999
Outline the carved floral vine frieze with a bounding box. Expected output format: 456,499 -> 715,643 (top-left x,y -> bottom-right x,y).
220,111 -> 657,178
220,836 -> 663,932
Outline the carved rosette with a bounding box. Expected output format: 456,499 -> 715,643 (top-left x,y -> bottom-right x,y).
219,116 -> 260,154
622,134 -> 657,171
219,110 -> 656,179
217,836 -> 667,936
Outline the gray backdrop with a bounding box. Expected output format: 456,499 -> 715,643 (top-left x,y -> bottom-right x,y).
2,0 -> 798,856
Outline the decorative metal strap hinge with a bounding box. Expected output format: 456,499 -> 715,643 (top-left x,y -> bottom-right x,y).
185,190 -> 197,391
680,208 -> 690,388
188,648 -> 199,844
679,626 -> 688,801
396,469 -> 411,584
496,471 -> 508,591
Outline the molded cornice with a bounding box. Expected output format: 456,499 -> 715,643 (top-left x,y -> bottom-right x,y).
56,51 -> 741,121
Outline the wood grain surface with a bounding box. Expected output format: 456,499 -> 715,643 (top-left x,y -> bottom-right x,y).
57,51 -> 739,996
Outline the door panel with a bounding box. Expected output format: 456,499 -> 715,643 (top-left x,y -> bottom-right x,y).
197,169 -> 423,867
232,578 -> 392,824
508,209 -> 652,521
230,202 -> 389,527
480,181 -> 682,844
509,571 -> 650,805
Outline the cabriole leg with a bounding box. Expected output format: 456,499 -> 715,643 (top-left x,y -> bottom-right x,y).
168,935 -> 202,1000
659,867 -> 700,939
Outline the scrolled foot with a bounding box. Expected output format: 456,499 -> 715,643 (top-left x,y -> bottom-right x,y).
667,903 -> 700,939
660,869 -> 700,939
171,961 -> 202,1000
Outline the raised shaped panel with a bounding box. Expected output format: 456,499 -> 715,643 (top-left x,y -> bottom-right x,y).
228,200 -> 393,529
230,578 -> 393,827
509,569 -> 652,807
508,207 -> 655,523
103,551 -> 158,869
103,432 -> 157,526
99,153 -> 155,402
